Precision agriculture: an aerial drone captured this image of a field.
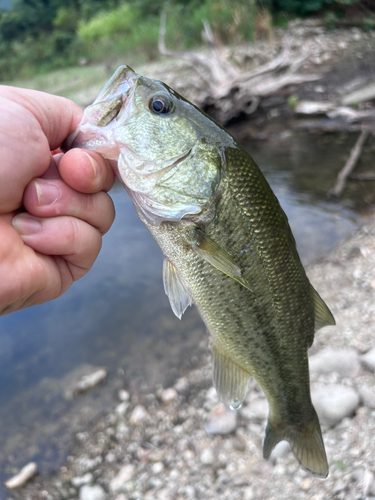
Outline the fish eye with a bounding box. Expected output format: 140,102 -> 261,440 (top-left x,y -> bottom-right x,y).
149,95 -> 172,115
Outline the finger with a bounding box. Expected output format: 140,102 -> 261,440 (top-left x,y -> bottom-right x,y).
12,214 -> 102,278
23,178 -> 115,234
58,149 -> 116,194
0,86 -> 83,150
0,87 -> 82,213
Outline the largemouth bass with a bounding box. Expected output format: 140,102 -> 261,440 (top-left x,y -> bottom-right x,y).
64,66 -> 335,477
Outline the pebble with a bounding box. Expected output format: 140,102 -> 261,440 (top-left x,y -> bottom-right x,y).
309,347 -> 360,377
300,477 -> 312,491
200,448 -> 215,465
360,348 -> 375,372
311,384 -> 360,428
4,462 -> 38,489
359,384 -> 375,409
115,401 -> 129,416
205,405 -> 237,435
130,405 -> 149,425
269,441 -> 290,462
79,484 -> 106,500
73,368 -> 108,395
243,487 -> 255,500
118,390 -> 130,401
160,388 -> 178,403
109,464 -> 135,492
241,398 -> 268,421
151,462 -> 165,474
72,473 -> 93,487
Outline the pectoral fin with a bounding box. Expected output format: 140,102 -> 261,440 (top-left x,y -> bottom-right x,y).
192,229 -> 252,291
311,286 -> 336,333
163,258 -> 193,319
211,342 -> 251,410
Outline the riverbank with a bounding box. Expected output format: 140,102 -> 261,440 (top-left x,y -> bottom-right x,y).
4,21 -> 375,500
7,214 -> 375,500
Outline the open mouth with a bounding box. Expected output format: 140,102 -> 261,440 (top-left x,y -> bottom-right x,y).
61,65 -> 137,154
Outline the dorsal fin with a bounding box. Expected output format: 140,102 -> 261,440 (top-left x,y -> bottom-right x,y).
163,258 -> 193,319
311,285 -> 335,333
211,342 -> 251,410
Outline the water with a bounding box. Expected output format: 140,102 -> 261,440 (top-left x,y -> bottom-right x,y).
0,128 -> 373,493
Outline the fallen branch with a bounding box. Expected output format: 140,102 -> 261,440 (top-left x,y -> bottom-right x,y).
328,129 -> 369,198
349,172 -> 375,180
158,13 -> 321,123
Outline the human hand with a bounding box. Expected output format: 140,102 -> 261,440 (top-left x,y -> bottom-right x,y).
0,86 -> 116,315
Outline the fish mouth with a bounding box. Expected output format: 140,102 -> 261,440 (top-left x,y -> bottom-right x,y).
61,65 -> 137,156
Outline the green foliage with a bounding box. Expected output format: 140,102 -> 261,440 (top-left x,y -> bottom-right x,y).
258,0 -> 362,15
53,7 -> 79,33
78,3 -> 141,43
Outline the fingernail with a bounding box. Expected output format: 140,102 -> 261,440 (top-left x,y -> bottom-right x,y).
35,180 -> 61,207
84,152 -> 100,179
12,215 -> 41,235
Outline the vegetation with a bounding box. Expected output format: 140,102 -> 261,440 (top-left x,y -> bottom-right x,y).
0,0 -> 374,82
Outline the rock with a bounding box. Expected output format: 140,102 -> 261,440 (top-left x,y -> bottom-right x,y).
79,484 -> 106,500
115,402 -> 129,416
109,464 -> 135,492
269,441 -> 290,462
300,478 -> 312,491
311,384 -> 360,428
359,384 -> 375,408
4,462 -> 38,489
360,348 -> 375,372
160,388 -> 178,403
151,462 -> 164,474
200,448 -> 215,465
362,470 -> 375,497
70,368 -> 108,397
309,347 -> 361,378
243,487 -> 255,500
72,473 -> 94,487
130,405 -> 149,425
241,398 -> 268,421
118,390 -> 130,401
205,405 -> 237,435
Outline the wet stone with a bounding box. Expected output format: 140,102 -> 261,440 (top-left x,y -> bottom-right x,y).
269,441 -> 290,462
311,384 -> 360,428
130,405 -> 149,425
4,462 -> 38,490
72,473 -> 93,487
79,484 -> 106,500
109,464 -> 135,492
309,347 -> 361,378
360,348 -> 375,372
359,384 -> 375,409
205,405 -> 237,435
160,388 -> 178,403
200,448 -> 215,465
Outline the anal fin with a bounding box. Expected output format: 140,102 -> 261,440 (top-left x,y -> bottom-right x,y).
211,342 -> 251,410
163,258 -> 193,319
192,228 -> 252,291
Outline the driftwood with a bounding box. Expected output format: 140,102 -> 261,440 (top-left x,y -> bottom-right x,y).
158,13 -> 321,123
349,172 -> 375,180
328,129 -> 369,198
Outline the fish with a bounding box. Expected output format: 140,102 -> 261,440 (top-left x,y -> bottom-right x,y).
63,65 -> 336,477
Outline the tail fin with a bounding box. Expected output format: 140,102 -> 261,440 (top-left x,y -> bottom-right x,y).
263,410 -> 328,478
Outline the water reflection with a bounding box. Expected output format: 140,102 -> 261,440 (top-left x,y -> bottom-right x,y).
0,129 -> 371,493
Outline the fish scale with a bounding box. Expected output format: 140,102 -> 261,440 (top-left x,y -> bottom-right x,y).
64,65 -> 336,477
